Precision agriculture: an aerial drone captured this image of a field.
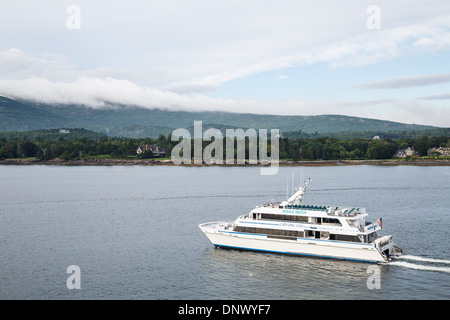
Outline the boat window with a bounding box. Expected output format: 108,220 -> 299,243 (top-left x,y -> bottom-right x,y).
320,231 -> 330,240
322,218 -> 341,226
234,226 -> 304,239
260,213 -> 308,222
330,234 -> 360,242
234,226 -> 361,243
368,232 -> 378,243
252,213 -> 262,220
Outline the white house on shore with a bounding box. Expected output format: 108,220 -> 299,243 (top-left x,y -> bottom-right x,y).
394,147 -> 418,158
427,147 -> 450,157
136,144 -> 166,157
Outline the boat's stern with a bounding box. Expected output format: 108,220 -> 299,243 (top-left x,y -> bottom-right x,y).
374,235 -> 403,261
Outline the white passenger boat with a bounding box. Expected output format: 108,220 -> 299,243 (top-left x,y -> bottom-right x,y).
199,178 -> 402,263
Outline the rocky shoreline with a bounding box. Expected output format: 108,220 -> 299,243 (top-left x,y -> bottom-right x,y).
1,158 -> 450,166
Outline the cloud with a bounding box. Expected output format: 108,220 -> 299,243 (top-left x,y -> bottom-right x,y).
333,98 -> 450,127
0,48 -> 78,81
168,11 -> 450,88
2,2 -> 450,91
418,93 -> 450,100
0,2 -> 449,127
0,76 -> 270,113
356,73 -> 450,89
0,76 -> 316,115
0,76 -> 449,127
374,99 -> 450,127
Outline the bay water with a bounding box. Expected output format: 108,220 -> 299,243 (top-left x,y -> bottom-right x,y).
0,165 -> 449,299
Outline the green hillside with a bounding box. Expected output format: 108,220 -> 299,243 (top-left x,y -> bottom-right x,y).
31,102 -> 436,134
0,96 -> 441,138
0,128 -> 106,141
0,96 -> 81,131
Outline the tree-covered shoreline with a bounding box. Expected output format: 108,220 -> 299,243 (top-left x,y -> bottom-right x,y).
1,128 -> 449,162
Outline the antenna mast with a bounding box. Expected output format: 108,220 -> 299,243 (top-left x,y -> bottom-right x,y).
281,177 -> 312,206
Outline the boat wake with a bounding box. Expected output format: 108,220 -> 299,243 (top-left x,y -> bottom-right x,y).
397,255 -> 450,265
390,255 -> 450,274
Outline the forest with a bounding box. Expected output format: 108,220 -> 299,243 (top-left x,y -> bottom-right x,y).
0,128 -> 449,161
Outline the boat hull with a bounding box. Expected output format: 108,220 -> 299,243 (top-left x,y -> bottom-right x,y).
200,223 -> 388,263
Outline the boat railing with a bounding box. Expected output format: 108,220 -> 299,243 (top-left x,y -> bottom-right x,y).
264,202 -> 281,208
327,207 -> 360,217
283,204 -> 361,217
199,221 -> 232,231
284,204 -> 327,211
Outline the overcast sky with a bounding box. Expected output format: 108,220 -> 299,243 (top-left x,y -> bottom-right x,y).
0,0 -> 449,126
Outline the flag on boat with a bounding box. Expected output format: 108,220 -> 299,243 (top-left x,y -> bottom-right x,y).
377,217 -> 383,229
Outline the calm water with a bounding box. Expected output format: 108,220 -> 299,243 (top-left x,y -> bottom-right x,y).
0,164 -> 449,300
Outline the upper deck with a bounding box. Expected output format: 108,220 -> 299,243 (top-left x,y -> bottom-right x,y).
260,202 -> 367,218
248,201 -> 379,235
244,178 -> 380,235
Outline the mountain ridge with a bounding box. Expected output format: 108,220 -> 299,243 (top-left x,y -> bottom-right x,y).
0,96 -> 440,138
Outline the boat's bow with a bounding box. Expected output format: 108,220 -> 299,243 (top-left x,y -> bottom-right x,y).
199,221 -> 232,234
